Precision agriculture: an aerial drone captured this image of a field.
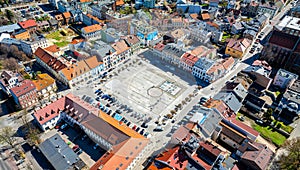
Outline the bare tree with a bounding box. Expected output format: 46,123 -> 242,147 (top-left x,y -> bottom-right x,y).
278,137 -> 300,169
0,127 -> 16,149
3,58 -> 19,71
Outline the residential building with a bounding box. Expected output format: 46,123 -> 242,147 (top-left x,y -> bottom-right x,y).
180,52 -> 199,72
39,134 -> 85,169
231,22 -> 244,34
32,73 -> 57,99
100,28 -> 120,43
0,23 -> 21,34
62,12 -> 73,25
225,38 -> 252,58
48,19 -> 59,30
44,44 -> 63,57
243,60 -> 273,89
278,80 -> 300,122
89,40 -> 116,69
81,24 -> 102,40
111,39 -> 130,62
10,80 -> 38,109
216,119 -> 260,156
20,37 -> 50,56
240,142 -> 274,170
276,16 -> 300,37
34,47 -> 68,84
273,68 -> 298,89
59,56 -> 103,88
257,2 -> 278,19
18,19 -> 37,33
192,57 -> 215,83
12,29 -> 30,40
33,93 -> 149,170
87,3 -> 104,19
130,19 -> 158,45
0,71 -> 23,95
248,1 -> 259,17
48,0 -> 59,9
37,21 -> 50,31
105,10 -> 134,34
220,82 -> 248,103
159,44 -> 185,66
214,92 -> 242,113
188,25 -> 212,43
82,13 -> 104,26
209,0 -> 219,7
121,35 -> 141,53
55,14 -> 64,26
143,0 -> 155,8
57,0 -> 72,13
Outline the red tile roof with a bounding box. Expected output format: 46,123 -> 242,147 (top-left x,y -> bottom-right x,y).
154,43 -> 165,51
181,52 -> 199,67
33,97 -> 65,125
18,19 -> 37,29
228,118 -> 259,137
34,47 -> 67,72
10,79 -> 36,97
269,31 -> 298,50
44,44 -> 60,53
241,142 -> 274,170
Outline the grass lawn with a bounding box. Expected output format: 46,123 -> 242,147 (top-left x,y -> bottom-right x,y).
54,41 -> 69,47
45,31 -> 63,41
272,120 -> 294,134
275,91 -> 281,97
221,32 -> 231,42
252,124 -> 286,146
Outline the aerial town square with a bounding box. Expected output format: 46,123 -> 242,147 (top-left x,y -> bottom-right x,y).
0,0 -> 299,169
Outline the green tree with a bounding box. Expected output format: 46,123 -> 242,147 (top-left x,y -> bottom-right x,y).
263,108 -> 273,121
5,9 -> 13,21
278,137 -> 300,170
0,127 -> 16,149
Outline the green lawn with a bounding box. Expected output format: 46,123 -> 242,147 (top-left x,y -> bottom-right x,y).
252,124 -> 286,146
54,41 -> 69,47
275,91 -> 281,97
45,31 -> 63,41
272,120 -> 294,134
221,32 -> 231,42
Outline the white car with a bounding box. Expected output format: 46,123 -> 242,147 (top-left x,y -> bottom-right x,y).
93,144 -> 99,150
60,124 -> 68,130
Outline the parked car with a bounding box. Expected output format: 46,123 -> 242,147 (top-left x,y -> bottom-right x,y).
141,122 -> 148,128
60,123 -> 68,130
132,125 -> 137,130
126,122 -> 131,126
136,127 -> 140,132
139,129 -> 144,135
238,116 -> 245,121
255,119 -> 264,125
72,145 -> 79,151
107,110 -> 112,115
200,97 -> 208,102
93,143 -> 99,150
75,149 -> 82,155
81,135 -> 87,141
153,126 -> 163,132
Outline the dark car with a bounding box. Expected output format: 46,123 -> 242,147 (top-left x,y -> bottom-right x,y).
141,122 -> 148,128
139,129 -> 144,135
136,127 -> 140,132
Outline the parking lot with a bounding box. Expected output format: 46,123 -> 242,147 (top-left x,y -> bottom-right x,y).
40,123 -> 105,168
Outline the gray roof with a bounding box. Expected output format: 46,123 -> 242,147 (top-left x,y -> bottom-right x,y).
48,19 -> 58,25
193,57 -> 215,70
1,38 -> 21,45
276,68 -> 299,80
190,107 -> 223,138
93,40 -> 116,58
244,29 -> 257,37
214,92 -> 242,113
39,134 -> 80,170
289,80 -> 300,93
162,44 -> 185,58
221,82 -> 248,102
0,24 -> 21,34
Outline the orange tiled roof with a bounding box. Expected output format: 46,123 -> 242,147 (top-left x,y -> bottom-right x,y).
32,73 -> 55,91
91,138 -> 149,170
44,44 -> 60,53
80,0 -> 92,2
190,13 -> 199,20
190,46 -> 205,56
62,12 -> 71,18
201,13 -> 210,20
111,40 -> 130,55
86,14 -> 105,24
70,39 -> 85,45
10,79 -> 36,97
82,24 -> 102,34
60,60 -> 90,81
18,19 -> 37,29
116,0 -> 124,6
